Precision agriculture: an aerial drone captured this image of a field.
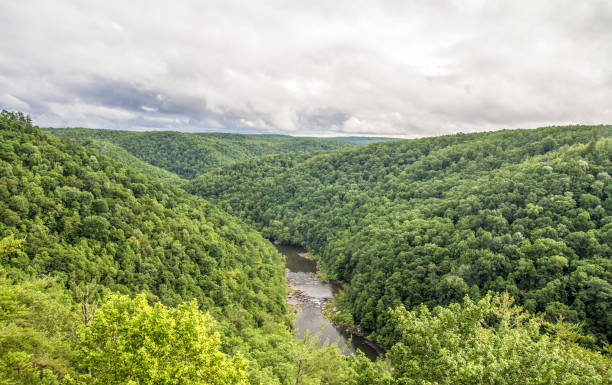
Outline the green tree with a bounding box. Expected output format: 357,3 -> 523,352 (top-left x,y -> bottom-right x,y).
388,293 -> 611,385
0,249 -> 77,384
76,294 -> 248,385
81,215 -> 110,241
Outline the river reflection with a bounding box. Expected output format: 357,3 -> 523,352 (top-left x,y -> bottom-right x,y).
277,244 -> 380,360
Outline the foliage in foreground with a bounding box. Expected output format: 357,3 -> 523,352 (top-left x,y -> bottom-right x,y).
2,269 -> 608,385
76,294 -> 249,385
388,293 -> 611,385
0,269 -> 388,385
0,275 -> 249,384
0,237 -> 78,384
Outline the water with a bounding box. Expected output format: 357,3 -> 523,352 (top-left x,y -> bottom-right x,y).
278,244 -> 380,360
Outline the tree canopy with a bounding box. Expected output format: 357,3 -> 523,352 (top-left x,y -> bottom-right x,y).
388,293 -> 611,385
44,127 -> 355,179
1,110 -> 610,384
77,294 -> 249,385
0,111 -> 387,385
187,124 -> 612,347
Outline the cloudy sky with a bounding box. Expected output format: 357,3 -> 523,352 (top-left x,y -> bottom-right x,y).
1,1 -> 611,137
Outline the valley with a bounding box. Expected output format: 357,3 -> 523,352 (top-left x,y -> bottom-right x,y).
3,2 -> 611,383
1,111 -> 610,384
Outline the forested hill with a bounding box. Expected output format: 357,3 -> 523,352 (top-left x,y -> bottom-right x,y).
2,111 -> 611,384
187,125 -> 612,347
0,111 -> 292,382
2,113 -> 288,312
44,127 -> 357,179
68,136 -> 188,185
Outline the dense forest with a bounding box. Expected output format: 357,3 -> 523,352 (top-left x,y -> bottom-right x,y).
188,125 -> 612,348
44,128 -> 357,179
1,111 -> 610,384
0,111 -> 390,384
64,137 -> 187,185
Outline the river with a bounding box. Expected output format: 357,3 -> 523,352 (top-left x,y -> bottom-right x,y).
277,244 -> 380,360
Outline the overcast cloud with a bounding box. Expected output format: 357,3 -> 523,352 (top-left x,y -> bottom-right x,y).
0,0 -> 611,137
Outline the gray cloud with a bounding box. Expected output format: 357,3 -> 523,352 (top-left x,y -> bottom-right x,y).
0,0 -> 611,137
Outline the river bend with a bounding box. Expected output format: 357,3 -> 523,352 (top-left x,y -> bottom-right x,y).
278,244 -> 379,360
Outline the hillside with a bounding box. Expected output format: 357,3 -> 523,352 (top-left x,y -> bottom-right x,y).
0,111 -> 293,382
44,127 -> 356,179
2,114 -> 289,315
187,125 -> 612,347
2,111 -> 610,384
72,137 -> 186,185
3,111 -> 410,385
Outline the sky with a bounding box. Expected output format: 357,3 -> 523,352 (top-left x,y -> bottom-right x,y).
0,1 -> 611,138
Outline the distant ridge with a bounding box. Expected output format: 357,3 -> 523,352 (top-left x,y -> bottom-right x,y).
44,127 -> 355,179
